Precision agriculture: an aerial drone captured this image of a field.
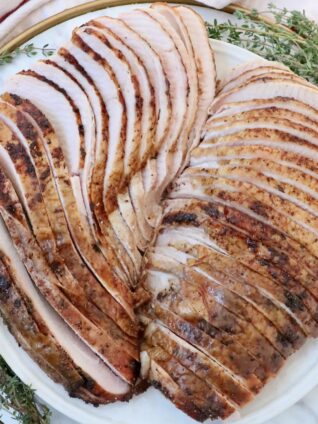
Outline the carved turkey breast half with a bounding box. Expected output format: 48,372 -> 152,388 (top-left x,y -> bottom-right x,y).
1,4 -> 318,422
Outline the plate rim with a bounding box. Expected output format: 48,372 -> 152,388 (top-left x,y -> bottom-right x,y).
0,0 -> 208,54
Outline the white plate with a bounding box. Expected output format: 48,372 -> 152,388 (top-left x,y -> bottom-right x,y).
1,4 -> 318,424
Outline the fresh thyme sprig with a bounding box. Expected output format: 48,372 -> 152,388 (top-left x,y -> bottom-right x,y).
0,356 -> 51,423
207,3 -> 318,86
0,43 -> 55,66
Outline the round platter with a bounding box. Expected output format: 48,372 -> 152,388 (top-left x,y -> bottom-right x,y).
1,2 -> 318,424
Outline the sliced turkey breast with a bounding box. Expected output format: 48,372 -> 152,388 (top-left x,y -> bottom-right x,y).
0,109 -> 117,330
77,26 -> 141,182
174,6 -> 216,151
0,98 -> 136,339
91,15 -> 171,227
148,304 -> 263,393
220,68 -> 295,94
147,4 -> 198,176
3,76 -> 135,318
219,60 -> 286,90
150,235 -> 305,352
170,173 -> 318,280
177,166 -> 318,240
82,20 -> 156,240
0,254 -> 83,394
146,351 -> 222,422
53,46 -> 137,283
162,198 -> 318,330
210,77 -> 318,115
146,345 -> 231,422
0,204 -> 130,400
204,111 -> 318,143
120,9 -> 188,193
83,26 -> 154,243
148,248 -> 297,358
0,168 -> 139,384
54,33 -> 142,282
74,26 -> 150,250
69,33 -> 143,277
145,323 -> 252,407
191,128 -> 318,169
88,19 -> 156,170
210,97 -> 318,126
93,15 -> 170,157
145,253 -> 283,382
0,102 -> 138,344
206,107 -> 318,135
154,229 -> 307,338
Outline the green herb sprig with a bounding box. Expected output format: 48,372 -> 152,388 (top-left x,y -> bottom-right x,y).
207,3 -> 318,85
0,356 -> 51,423
0,43 -> 55,66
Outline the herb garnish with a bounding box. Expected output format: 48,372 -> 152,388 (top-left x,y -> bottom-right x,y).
0,356 -> 51,423
0,43 -> 55,66
207,3 -> 318,85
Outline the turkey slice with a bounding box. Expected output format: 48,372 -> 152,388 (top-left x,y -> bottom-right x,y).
3,78 -> 135,319
210,97 -> 318,125
218,59 -> 283,89
146,245 -> 284,380
148,245 -> 299,358
120,9 -> 187,194
75,26 -> 150,250
0,169 -> 138,384
53,45 -> 137,284
0,101 -> 138,340
148,4 -> 198,177
145,322 -> 252,408
220,65 -> 293,94
210,77 -> 318,115
0,217 -> 129,400
69,34 -> 143,277
170,168 -> 318,259
145,349 -> 223,422
148,304 -> 263,393
161,199 -> 318,335
154,228 -> 306,348
204,110 -> 318,142
174,6 -> 216,151
81,22 -> 155,242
